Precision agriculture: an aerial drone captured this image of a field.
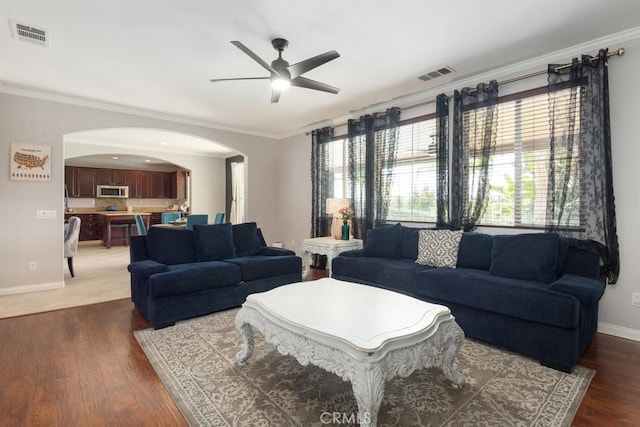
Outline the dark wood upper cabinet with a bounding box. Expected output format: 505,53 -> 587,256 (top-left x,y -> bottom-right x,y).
66,166 -> 183,199
170,171 -> 187,199
133,171 -> 152,198
112,170 -> 129,186
151,172 -> 169,198
96,169 -> 129,186
65,166 -> 96,198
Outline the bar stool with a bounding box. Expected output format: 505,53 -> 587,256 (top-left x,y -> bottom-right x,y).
110,222 -> 130,246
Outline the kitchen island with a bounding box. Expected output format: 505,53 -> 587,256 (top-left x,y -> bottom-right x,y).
97,212 -> 150,249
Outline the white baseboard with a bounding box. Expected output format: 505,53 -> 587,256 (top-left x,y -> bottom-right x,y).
598,322 -> 640,342
0,281 -> 64,296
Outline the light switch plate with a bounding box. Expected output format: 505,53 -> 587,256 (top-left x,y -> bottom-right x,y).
36,210 -> 56,219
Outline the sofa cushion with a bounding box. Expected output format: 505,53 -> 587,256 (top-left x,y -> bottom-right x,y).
489,233 -> 559,283
416,229 -> 463,268
193,223 -> 236,261
332,256 -> 430,295
148,261 -> 241,298
232,222 -> 264,257
456,232 -> 494,270
561,245 -> 601,279
361,223 -> 402,259
413,267 -> 580,329
224,255 -> 301,282
146,227 -> 196,265
400,226 -> 435,260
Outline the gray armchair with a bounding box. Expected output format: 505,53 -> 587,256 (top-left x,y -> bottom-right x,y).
64,216 -> 81,277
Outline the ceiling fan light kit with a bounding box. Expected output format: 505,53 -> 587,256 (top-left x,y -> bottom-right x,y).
210,38 -> 340,103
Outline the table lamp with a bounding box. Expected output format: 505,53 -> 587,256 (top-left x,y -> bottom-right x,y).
326,198 -> 350,239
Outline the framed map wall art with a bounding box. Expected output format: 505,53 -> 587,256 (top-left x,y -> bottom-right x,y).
10,143 -> 51,182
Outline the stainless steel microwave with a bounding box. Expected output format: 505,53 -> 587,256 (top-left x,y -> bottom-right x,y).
97,185 -> 129,198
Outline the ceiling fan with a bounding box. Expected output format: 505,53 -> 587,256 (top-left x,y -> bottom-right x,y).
209,38 -> 340,103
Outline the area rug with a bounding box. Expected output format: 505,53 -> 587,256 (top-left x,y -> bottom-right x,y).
134,308 -> 594,426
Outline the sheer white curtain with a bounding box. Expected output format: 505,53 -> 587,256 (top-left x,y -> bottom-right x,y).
230,161 -> 245,224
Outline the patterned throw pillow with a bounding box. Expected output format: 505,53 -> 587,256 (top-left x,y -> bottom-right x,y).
416,229 -> 463,268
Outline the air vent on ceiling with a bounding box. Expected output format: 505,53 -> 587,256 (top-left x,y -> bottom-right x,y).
10,20 -> 49,46
418,66 -> 455,82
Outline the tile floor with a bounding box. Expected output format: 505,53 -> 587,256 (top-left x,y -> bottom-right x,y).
0,242 -> 131,319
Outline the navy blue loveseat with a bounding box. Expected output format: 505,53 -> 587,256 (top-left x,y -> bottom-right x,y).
128,222 -> 302,328
332,224 -> 604,372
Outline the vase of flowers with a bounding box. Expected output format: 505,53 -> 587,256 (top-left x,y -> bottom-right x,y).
338,207 -> 353,240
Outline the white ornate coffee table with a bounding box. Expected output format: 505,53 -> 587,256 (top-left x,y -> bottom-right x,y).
300,236 -> 363,277
234,278 -> 465,427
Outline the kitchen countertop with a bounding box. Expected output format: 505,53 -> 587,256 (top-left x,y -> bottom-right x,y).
66,209 -> 174,214
95,211 -> 151,216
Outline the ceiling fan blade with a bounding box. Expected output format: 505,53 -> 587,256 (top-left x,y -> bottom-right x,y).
290,76 -> 340,94
271,89 -> 281,103
289,50 -> 340,78
209,77 -> 270,83
231,41 -> 279,75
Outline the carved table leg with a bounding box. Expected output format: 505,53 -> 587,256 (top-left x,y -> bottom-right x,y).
235,315 -> 255,365
350,362 -> 385,427
301,249 -> 311,278
440,321 -> 465,388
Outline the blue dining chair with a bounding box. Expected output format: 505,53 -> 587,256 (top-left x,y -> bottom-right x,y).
186,214 -> 208,230
134,214 -> 147,236
161,212 -> 181,224
214,212 -> 225,224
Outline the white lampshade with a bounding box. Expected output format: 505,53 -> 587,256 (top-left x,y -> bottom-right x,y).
326,198 -> 350,214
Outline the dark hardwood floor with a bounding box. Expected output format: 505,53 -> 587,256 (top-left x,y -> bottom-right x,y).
1,268 -> 639,426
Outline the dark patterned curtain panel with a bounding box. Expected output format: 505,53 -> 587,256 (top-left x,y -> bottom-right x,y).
310,126 -> 335,239
347,107 -> 401,239
546,49 -> 620,284
450,81 -> 499,231
436,93 -> 449,226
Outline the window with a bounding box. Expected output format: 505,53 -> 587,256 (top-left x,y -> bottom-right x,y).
321,137 -> 349,199
386,118 -> 438,222
478,88 -> 581,227
319,117 -> 439,224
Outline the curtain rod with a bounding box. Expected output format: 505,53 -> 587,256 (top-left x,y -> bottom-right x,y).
307,47 -> 624,135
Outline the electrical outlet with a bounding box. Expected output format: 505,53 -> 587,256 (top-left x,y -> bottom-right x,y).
632,292 -> 640,307
29,261 -> 37,271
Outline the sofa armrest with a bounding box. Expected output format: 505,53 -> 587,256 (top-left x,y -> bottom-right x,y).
548,274 -> 604,305
129,235 -> 150,263
257,246 -> 296,256
127,259 -> 170,280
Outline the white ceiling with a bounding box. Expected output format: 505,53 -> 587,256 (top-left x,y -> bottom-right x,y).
2,0 -> 640,145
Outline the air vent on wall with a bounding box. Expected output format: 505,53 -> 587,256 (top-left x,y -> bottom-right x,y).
418,66 -> 455,82
10,20 -> 49,46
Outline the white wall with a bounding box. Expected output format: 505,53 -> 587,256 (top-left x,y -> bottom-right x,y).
0,93 -> 280,294
278,132 -> 312,252
277,32 -> 640,340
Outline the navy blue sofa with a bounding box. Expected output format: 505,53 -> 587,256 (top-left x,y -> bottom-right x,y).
332,224 -> 604,372
128,222 -> 302,328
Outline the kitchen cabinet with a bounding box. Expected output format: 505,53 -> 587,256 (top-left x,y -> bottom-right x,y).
150,212 -> 162,226
96,169 -> 129,186
170,171 -> 187,199
66,166 -> 182,199
65,166 -> 96,198
65,213 -> 102,241
151,172 -> 170,198
131,172 -> 152,198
